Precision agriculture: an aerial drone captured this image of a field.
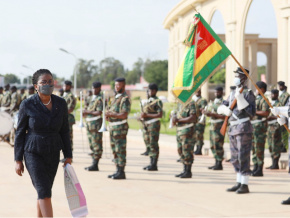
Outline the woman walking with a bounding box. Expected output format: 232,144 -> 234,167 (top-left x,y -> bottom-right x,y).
14,69 -> 72,217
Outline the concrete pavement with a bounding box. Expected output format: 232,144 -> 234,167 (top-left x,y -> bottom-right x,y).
1,126 -> 290,217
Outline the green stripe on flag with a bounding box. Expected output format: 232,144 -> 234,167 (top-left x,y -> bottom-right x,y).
182,45 -> 195,87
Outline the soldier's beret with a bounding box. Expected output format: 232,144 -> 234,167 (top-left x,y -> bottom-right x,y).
271,89 -> 279,94
64,80 -> 72,86
278,81 -> 285,86
115,77 -> 126,82
256,81 -> 267,90
148,83 -> 158,91
230,86 -> 236,90
234,67 -> 249,75
28,86 -> 34,90
215,86 -> 223,91
92,82 -> 102,88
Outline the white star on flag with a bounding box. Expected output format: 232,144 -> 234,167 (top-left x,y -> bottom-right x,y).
196,31 -> 203,43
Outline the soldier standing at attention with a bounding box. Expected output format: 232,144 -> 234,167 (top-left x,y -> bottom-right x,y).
192,89 -> 207,155
1,84 -> 11,113
27,86 -> 35,99
278,81 -> 290,152
61,81 -> 76,162
218,67 -> 256,194
140,89 -> 150,156
83,82 -> 103,171
10,86 -> 21,115
266,89 -> 283,169
141,83 -> 163,171
0,87 -> 3,106
106,77 -> 131,180
20,88 -> 27,101
172,98 -> 197,178
203,87 -> 226,170
251,81 -> 270,177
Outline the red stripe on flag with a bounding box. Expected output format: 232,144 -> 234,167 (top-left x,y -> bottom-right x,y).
193,21 -> 216,59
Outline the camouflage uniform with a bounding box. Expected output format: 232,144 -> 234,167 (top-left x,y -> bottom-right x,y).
108,92 -> 131,167
63,91 -> 76,151
267,100 -> 283,159
21,93 -> 27,101
143,96 -> 163,158
279,91 -> 290,150
209,98 -> 225,161
176,101 -> 197,165
1,90 -> 11,112
226,88 -> 256,175
192,97 -> 207,151
251,95 -> 270,166
85,95 -> 92,110
86,94 -> 103,160
10,92 -> 21,115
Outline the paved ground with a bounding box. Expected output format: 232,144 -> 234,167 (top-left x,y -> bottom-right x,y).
1,125 -> 290,217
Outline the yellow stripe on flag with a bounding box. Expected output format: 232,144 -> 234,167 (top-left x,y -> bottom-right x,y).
173,47 -> 189,87
172,89 -> 183,97
194,41 -> 222,76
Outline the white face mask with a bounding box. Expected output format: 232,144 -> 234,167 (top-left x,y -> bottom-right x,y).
192,95 -> 200,102
234,78 -> 241,86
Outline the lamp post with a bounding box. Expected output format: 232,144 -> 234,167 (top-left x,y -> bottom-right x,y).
22,65 -> 34,88
59,48 -> 78,97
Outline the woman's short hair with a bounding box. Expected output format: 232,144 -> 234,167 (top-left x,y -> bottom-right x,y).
32,69 -> 53,85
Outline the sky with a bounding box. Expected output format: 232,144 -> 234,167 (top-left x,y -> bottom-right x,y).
0,0 -> 277,82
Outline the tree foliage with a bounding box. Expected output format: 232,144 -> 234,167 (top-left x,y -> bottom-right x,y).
144,60 -> 168,90
209,66 -> 225,84
3,73 -> 20,84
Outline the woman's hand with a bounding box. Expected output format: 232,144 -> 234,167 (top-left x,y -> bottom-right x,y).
63,158 -> 72,167
15,161 -> 24,176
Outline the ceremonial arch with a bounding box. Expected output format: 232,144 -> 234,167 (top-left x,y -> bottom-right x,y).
163,0 -> 290,100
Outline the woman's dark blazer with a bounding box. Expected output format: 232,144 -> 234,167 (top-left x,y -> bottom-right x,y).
14,94 -> 73,161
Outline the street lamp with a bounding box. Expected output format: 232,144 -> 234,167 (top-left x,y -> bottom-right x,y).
59,48 -> 78,97
22,65 -> 34,88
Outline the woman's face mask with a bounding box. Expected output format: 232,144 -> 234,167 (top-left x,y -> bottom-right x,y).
234,77 -> 241,86
38,84 -> 54,96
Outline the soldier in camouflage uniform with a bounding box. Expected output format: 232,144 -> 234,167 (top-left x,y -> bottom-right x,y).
20,88 -> 26,101
27,86 -> 35,99
192,89 -> 207,155
203,87 -> 226,170
218,67 -> 256,194
1,84 -> 11,113
83,82 -> 103,171
266,89 -> 283,170
0,87 -> 3,106
140,83 -> 163,171
84,90 -> 93,110
140,89 -> 150,156
251,81 -> 270,177
172,98 -> 197,178
61,81 -> 76,162
278,81 -> 290,152
9,86 -> 21,115
106,77 -> 131,180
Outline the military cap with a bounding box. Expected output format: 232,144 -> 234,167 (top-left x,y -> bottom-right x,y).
148,83 -> 158,91
92,82 -> 102,88
230,86 -> 236,90
215,86 -> 223,91
271,89 -> 279,95
277,81 -> 285,86
234,67 -> 249,75
256,81 -> 267,90
115,77 -> 126,82
64,80 -> 72,86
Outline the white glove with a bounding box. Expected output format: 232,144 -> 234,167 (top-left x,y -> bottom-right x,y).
277,116 -> 287,126
271,106 -> 289,117
217,105 -> 232,116
235,87 -> 249,110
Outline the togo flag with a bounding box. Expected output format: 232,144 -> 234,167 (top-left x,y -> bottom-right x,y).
172,13 -> 231,104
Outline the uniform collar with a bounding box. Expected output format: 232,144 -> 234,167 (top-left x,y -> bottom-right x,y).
115,91 -> 126,99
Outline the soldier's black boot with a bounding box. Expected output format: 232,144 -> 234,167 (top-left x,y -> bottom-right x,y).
281,197 -> 290,205
252,165 -> 263,177
236,184 -> 250,194
175,164 -> 186,177
266,157 -> 274,169
148,158 -> 158,171
141,148 -> 149,156
272,157 -> 280,169
112,166 -> 126,180
180,164 -> 192,178
208,160 -> 217,169
213,160 -> 223,170
85,159 -> 99,171
108,166 -> 118,178
252,164 -> 258,173
194,145 -> 202,155
143,157 -> 152,170
227,183 -> 241,192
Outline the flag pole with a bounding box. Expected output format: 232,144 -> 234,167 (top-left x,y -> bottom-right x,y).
230,54 -> 290,133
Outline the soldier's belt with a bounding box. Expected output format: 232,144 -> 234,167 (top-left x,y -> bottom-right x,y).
108,120 -> 127,127
210,119 -> 223,124
177,123 -> 194,131
250,118 -> 267,125
86,116 -> 101,122
229,117 -> 250,126
144,118 -> 160,125
267,119 -> 277,125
